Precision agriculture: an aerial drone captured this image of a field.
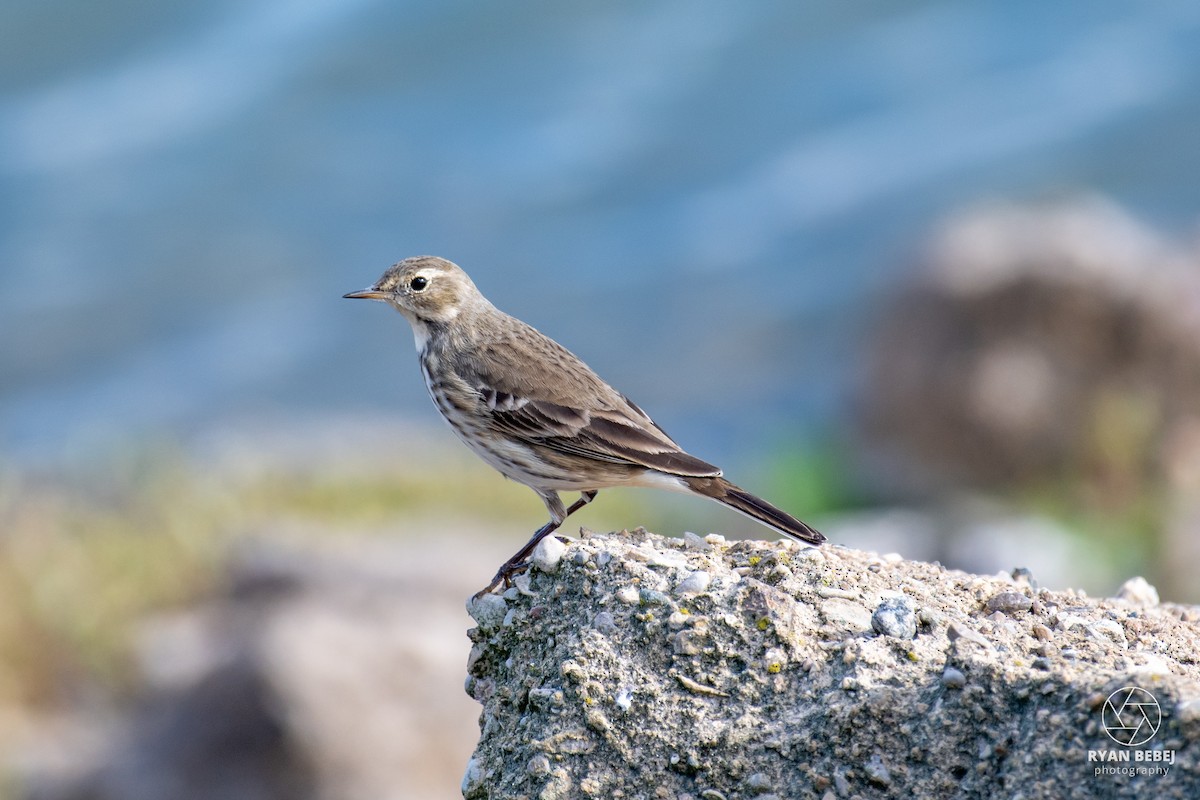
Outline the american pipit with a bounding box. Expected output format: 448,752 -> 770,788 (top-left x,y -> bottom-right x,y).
345,256 -> 825,596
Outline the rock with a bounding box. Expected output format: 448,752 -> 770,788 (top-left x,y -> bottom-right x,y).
871,595 -> 917,639
530,534 -> 567,574
466,530 -> 1200,799
946,622 -> 991,649
461,757 -> 486,798
941,667 -> 966,689
18,529 -> 1200,800
675,570 -> 711,596
864,198 -> 1200,491
18,538 -> 486,800
820,598 -> 874,633
1116,576 -> 1160,608
592,611 -> 616,634
863,754 -> 891,786
466,593 -> 508,630
615,585 -> 640,605
986,591 -> 1033,615
859,198 -> 1200,600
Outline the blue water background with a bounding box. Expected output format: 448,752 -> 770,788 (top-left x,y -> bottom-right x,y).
3,0 -> 1199,466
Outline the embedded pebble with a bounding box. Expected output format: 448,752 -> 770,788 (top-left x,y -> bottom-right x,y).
797,546 -> 824,562
592,611 -> 616,634
1031,623 -> 1052,641
616,585 -> 640,605
1055,614 -> 1089,631
871,596 -> 917,639
941,667 -> 966,688
461,758 -> 485,796
527,754 -> 551,776
531,535 -> 567,574
639,588 -> 671,607
668,612 -> 691,631
986,591 -> 1033,615
1115,576 -> 1159,608
467,593 -> 509,630
947,622 -> 991,648
1089,619 -> 1127,646
767,564 -> 793,583
864,754 -> 891,786
745,772 -> 773,793
821,598 -> 874,633
683,531 -> 711,550
676,570 -> 711,596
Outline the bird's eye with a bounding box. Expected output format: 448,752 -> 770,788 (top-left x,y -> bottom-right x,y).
410,276 -> 428,292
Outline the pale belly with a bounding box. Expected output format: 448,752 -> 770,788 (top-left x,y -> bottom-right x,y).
419,358 -> 596,492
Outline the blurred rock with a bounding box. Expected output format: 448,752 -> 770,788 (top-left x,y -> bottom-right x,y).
466,528 -> 1200,798
860,198 -> 1200,601
20,535 -> 492,800
863,197 -> 1200,493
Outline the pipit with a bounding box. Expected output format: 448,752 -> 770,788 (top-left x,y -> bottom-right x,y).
345,256 -> 824,596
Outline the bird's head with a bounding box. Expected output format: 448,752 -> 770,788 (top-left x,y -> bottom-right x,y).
344,255 -> 483,325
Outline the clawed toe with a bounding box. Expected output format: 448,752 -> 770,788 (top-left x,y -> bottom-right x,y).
472,560 -> 531,598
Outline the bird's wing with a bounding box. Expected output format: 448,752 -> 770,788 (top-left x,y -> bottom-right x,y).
456,325 -> 722,478
497,397 -> 722,477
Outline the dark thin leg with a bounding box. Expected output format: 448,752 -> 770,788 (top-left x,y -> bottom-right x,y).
474,490 -> 597,598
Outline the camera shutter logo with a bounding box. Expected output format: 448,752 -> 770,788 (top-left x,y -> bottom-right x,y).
1102,687 -> 1161,746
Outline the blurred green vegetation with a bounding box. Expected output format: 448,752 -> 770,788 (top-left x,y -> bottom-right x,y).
0,447 -> 532,716
758,437 -> 865,519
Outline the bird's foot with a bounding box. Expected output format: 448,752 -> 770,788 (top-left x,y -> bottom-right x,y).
473,559 -> 531,599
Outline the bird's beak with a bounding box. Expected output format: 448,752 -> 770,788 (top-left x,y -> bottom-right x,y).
343,288 -> 389,301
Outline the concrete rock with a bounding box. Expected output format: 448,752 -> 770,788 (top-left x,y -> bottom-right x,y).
466,528 -> 1200,799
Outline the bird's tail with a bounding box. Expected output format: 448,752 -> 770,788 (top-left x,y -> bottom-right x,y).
683,476 -> 825,545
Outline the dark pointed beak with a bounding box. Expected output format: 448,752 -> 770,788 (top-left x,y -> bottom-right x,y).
343,288 -> 389,301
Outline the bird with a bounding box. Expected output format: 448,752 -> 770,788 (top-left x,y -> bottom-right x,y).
344,256 -> 825,596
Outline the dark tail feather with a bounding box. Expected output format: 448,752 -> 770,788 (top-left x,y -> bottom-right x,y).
684,477 -> 825,545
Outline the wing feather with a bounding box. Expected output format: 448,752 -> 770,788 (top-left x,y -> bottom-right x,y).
450,316 -> 722,478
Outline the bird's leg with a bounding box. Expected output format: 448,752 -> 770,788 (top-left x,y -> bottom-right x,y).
474,490 -> 598,597
550,488 -> 599,544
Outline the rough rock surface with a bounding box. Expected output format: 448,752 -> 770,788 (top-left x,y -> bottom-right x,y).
464,528 -> 1200,799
